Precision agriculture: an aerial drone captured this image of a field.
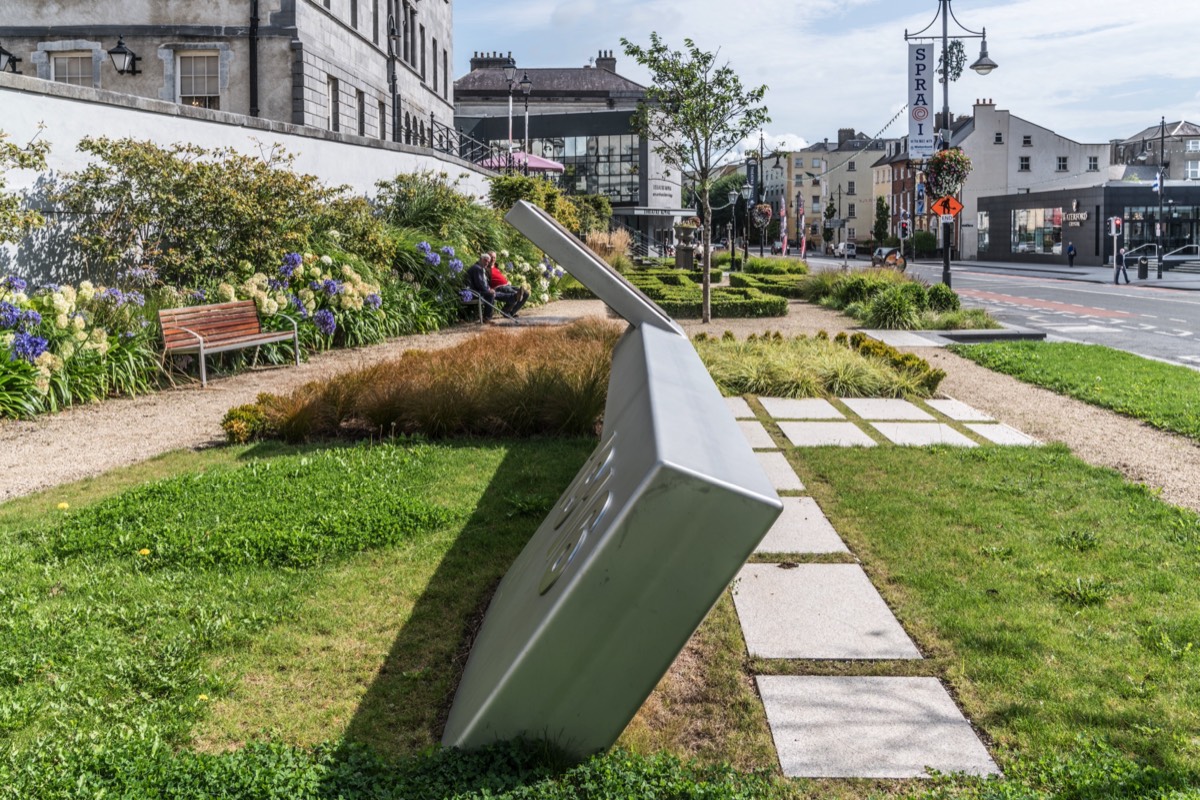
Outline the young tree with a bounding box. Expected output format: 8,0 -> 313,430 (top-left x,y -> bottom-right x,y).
0,127 -> 50,245
873,196 -> 890,244
621,33 -> 768,323
822,199 -> 836,250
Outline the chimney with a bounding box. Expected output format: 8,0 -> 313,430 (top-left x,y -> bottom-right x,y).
469,50 -> 516,71
596,49 -> 617,72
837,128 -> 856,146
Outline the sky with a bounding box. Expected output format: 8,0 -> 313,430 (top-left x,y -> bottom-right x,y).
453,0 -> 1200,158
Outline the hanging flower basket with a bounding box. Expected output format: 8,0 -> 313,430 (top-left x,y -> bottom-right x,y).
751,203 -> 773,228
925,148 -> 972,199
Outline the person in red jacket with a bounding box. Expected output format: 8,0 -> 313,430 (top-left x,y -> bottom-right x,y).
487,252 -> 530,317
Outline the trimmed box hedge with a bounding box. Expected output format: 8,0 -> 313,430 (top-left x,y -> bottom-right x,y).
624,272 -> 786,318
729,272 -> 806,299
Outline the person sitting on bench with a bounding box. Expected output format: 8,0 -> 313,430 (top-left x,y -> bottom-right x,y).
488,252 -> 530,318
465,253 -> 498,323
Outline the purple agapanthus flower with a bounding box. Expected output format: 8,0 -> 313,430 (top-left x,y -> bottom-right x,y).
289,294 -> 309,319
416,241 -> 433,255
280,252 -> 303,279
117,266 -> 157,288
1,276 -> 27,293
313,308 -> 336,336
267,278 -> 286,291
448,258 -> 464,274
10,332 -> 49,363
18,309 -> 42,330
321,279 -> 342,296
189,289 -> 207,304
424,252 -> 441,267
365,293 -> 382,309
0,301 -> 18,329
440,245 -> 456,258
459,289 -> 474,302
553,267 -> 564,278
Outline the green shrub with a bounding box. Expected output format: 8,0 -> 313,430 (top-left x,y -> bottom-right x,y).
846,332 -> 945,393
742,257 -> 807,275
927,281 -> 961,313
729,272 -> 804,299
898,281 -> 929,312
625,271 -> 786,318
221,399 -> 273,444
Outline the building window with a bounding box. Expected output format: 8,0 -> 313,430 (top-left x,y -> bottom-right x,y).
432,38 -> 438,88
420,24 -> 426,79
977,211 -> 990,254
1022,135 -> 1032,146
52,53 -> 93,87
847,227 -> 856,239
357,90 -> 366,136
373,0 -> 379,44
847,181 -> 856,195
848,160 -> 856,172
1188,139 -> 1200,152
994,131 -> 1003,144
328,76 -> 340,132
1188,161 -> 1200,180
351,0 -> 359,27
812,158 -> 821,169
379,100 -> 387,140
178,53 -> 221,109
1018,156 -> 1030,172
847,203 -> 856,218
443,50 -> 449,98
812,195 -> 820,208
1010,207 -> 1062,254
1088,156 -> 1099,172
1056,156 -> 1068,172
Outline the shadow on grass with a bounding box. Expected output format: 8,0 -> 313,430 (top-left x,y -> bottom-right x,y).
319,435 -> 594,792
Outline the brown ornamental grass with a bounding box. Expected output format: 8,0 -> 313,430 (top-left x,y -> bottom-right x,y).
242,318 -> 624,442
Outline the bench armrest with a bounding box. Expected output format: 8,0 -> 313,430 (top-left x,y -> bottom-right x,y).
274,312 -> 299,335
163,325 -> 205,347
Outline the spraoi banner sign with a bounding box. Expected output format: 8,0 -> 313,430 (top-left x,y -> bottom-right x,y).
908,43 -> 935,161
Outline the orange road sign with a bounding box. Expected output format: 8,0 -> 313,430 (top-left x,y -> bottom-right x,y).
931,196 -> 963,217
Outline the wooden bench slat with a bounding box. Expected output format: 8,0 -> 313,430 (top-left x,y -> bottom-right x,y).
158,299 -> 299,386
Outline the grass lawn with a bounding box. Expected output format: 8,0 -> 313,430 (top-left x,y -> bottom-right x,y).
950,341 -> 1200,441
4,429 -> 1200,797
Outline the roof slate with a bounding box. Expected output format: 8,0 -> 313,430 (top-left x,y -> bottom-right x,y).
455,66 -> 646,96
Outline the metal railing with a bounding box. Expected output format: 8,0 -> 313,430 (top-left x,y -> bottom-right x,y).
610,219 -> 671,259
427,113 -> 502,167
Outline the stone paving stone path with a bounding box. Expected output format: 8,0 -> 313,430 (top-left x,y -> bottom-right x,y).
731,394 -> 1012,779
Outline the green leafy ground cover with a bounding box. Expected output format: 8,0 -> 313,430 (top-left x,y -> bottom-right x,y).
799,268 -> 998,331
950,341 -> 1200,441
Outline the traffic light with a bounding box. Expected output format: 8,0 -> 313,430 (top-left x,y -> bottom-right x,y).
900,221 -> 909,238
1109,217 -> 1123,237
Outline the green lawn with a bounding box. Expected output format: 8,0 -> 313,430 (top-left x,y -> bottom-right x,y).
950,341 -> 1200,441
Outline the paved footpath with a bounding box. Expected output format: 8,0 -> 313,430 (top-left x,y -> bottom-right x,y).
726,394 -> 1035,779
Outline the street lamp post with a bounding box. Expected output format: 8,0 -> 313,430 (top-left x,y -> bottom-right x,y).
386,15 -> 399,142
502,55 -> 518,171
1157,115 -> 1166,280
520,72 -> 532,159
905,0 -> 997,288
753,130 -> 785,257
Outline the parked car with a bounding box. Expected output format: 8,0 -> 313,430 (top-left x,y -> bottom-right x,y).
834,242 -> 857,258
871,247 -> 907,271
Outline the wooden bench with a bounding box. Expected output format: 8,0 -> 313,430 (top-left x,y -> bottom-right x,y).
159,300 -> 299,387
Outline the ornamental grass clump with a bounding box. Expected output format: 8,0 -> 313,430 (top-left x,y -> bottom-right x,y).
227,318 -> 624,443
694,329 -> 943,398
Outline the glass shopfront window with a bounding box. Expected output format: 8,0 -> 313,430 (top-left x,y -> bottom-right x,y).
1010,207 -> 1062,254
525,133 -> 641,204
1125,204 -> 1200,253
977,211 -> 990,254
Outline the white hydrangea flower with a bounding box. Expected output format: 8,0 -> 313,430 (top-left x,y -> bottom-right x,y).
78,281 -> 95,301
217,283 -> 236,302
320,255 -> 334,266
72,316 -> 85,332
539,293 -> 550,304
55,313 -> 69,329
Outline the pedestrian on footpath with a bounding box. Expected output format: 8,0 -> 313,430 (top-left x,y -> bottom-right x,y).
1066,241 -> 1077,268
1114,247 -> 1130,285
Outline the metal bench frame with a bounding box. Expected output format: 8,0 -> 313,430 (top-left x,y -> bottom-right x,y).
159,300 -> 299,387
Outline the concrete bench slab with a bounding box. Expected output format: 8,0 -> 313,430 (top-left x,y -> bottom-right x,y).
778,422 -> 878,448
841,398 -> 935,421
755,497 -> 848,554
871,423 -> 978,447
732,564 -> 921,659
759,397 -> 844,419
757,675 -> 1000,778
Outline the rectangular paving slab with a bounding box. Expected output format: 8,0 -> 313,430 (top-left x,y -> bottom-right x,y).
778,421 -> 877,447
738,420 -> 778,449
926,398 -> 994,422
759,397 -> 844,419
755,497 -> 849,554
841,398 -> 935,421
732,564 -> 921,659
967,422 -> 1039,445
754,451 -> 805,491
757,675 -> 1000,778
724,396 -> 755,419
871,423 -> 978,447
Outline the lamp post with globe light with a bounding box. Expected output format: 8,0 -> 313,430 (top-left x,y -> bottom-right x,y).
905,0 -> 997,287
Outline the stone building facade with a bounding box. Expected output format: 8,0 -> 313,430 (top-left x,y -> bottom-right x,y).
0,0 -> 453,144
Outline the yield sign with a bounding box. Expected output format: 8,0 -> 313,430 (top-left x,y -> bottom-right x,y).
931,195 -> 963,217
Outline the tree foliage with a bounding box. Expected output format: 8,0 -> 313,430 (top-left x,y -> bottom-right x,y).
621,32 -> 768,322
0,126 -> 51,244
873,196 -> 890,243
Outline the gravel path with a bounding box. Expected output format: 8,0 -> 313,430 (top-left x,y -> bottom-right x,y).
2,298 -> 1197,514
